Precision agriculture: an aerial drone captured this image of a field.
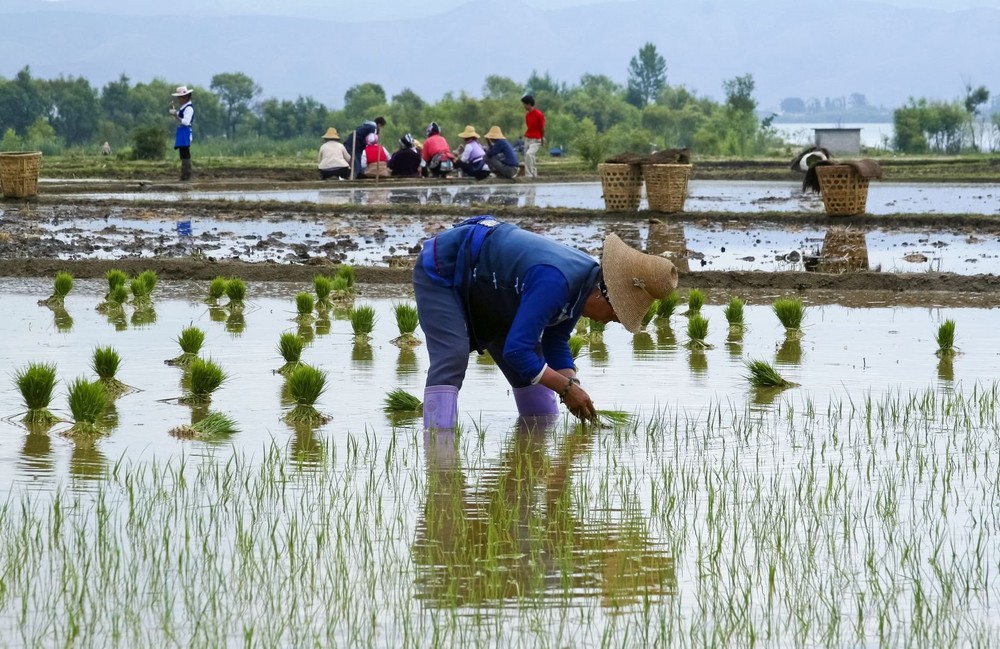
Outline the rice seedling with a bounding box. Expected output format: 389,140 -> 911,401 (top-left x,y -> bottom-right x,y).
295,292 -> 315,320
91,346 -> 128,397
744,358 -> 797,388
138,269 -> 158,296
14,362 -> 59,425
935,319 -> 957,358
655,291 -> 682,321
276,332 -> 305,375
39,271 -> 73,307
226,277 -> 247,310
206,276 -> 228,303
383,388 -> 422,413
130,276 -> 151,306
391,302 -> 421,346
569,334 -> 587,359
587,317 -> 606,341
593,409 -> 634,428
336,264 -> 355,288
105,268 -> 128,293
108,284 -> 129,307
314,275 -> 334,309
65,377 -> 108,437
284,364 -> 329,424
166,326 -> 205,366
685,314 -> 711,349
349,304 -> 377,338
641,302 -> 657,328
685,288 -> 704,315
180,357 -> 227,404
724,297 -> 745,328
169,411 -> 240,441
773,298 -> 805,332
330,275 -> 351,294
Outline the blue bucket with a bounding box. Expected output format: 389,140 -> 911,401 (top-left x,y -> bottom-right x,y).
176,220 -> 192,237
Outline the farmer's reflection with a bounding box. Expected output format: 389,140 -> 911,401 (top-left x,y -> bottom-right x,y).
413,417 -> 675,607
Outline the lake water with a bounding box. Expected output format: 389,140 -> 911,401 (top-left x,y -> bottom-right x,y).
771,122 -> 895,149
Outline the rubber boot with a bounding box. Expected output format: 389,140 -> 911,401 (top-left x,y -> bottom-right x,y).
513,384 -> 559,416
423,385 -> 459,431
180,159 -> 192,181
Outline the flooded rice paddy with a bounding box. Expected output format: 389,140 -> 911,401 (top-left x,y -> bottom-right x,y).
3,277 -> 1000,646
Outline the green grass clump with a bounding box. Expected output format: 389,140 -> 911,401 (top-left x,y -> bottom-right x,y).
277,332 -> 305,374
105,269 -> 128,293
284,364 -> 329,424
206,277 -> 228,302
295,292 -> 315,318
138,269 -> 158,295
655,292 -> 682,320
130,277 -> 151,305
569,334 -> 587,359
773,298 -> 805,331
181,357 -> 227,404
588,318 -> 606,336
685,288 -> 705,315
350,305 -> 377,338
314,275 -> 334,308
39,271 -> 74,307
935,319 -> 957,358
92,346 -> 128,397
686,314 -> 710,349
14,362 -> 59,425
66,377 -> 108,436
383,388 -> 422,413
169,412 -> 240,441
330,276 -> 351,294
394,302 -> 419,336
108,284 -> 129,306
336,265 -> 355,288
724,297 -> 746,328
167,326 -> 205,366
745,359 -> 796,388
592,409 -> 634,428
226,277 -> 247,309
641,302 -> 657,329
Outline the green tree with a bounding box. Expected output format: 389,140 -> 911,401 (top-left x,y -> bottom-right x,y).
210,72 -> 261,140
625,42 -> 667,108
343,83 -> 387,127
963,82 -> 990,150
483,75 -> 522,101
41,76 -> 99,146
893,100 -> 929,153
0,67 -> 46,136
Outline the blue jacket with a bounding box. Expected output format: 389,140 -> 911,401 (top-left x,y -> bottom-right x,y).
423,217 -> 599,382
485,139 -> 518,167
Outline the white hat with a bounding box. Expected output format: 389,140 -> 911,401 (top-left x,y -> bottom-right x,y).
172,86 -> 193,97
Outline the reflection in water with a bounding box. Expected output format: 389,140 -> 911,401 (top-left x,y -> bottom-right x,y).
106,310 -> 128,331
226,311 -> 246,335
937,357 -> 955,383
655,324 -> 678,351
775,336 -> 803,365
69,439 -> 108,481
688,350 -> 708,374
209,306 -> 227,323
726,329 -> 744,356
189,403 -> 210,425
475,350 -> 496,367
20,431 -> 54,475
646,220 -> 690,273
751,386 -> 786,408
102,403 -> 120,432
806,227 -> 870,273
297,322 -> 315,343
314,316 -> 331,336
396,347 -> 418,377
589,340 -> 609,366
131,306 -> 157,328
289,422 -> 324,468
51,306 -> 74,332
351,342 -> 374,363
413,418 -> 675,608
632,332 -> 655,358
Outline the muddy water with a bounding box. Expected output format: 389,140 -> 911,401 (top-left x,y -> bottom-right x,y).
1,278 -> 995,492
55,180 -> 1000,216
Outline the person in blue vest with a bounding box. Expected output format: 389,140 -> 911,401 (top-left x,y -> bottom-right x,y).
169,86 -> 194,181
413,217 -> 679,430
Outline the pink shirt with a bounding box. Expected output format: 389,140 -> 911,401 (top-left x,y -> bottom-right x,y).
421,134 -> 453,162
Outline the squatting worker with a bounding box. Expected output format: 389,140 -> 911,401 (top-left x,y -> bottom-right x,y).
413,216 -> 679,430
169,86 -> 194,181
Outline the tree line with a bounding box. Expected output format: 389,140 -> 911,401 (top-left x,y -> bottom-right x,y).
1,43 -> 998,160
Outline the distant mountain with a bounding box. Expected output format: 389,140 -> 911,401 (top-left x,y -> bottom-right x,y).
1,0 -> 997,112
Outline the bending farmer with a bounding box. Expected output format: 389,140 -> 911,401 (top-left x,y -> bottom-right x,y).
413,216 -> 678,430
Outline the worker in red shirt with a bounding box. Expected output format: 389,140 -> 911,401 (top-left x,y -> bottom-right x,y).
521,94 -> 545,178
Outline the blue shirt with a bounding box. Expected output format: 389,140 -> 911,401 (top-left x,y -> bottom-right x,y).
485,139 -> 518,167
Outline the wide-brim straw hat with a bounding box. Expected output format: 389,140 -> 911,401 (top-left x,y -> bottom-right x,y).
322,127 -> 340,140
171,86 -> 193,97
601,233 -> 679,333
484,125 -> 506,140
457,125 -> 480,139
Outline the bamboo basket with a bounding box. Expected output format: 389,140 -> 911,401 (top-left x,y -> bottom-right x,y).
598,163 -> 643,212
816,164 -> 869,216
643,163 -> 691,213
0,151 -> 43,199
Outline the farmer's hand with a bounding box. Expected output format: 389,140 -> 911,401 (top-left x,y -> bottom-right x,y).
561,382 -> 596,422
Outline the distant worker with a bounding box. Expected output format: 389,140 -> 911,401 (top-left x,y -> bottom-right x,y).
389,134 -> 423,177
422,122 -> 455,178
169,85 -> 195,181
317,127 -> 352,180
455,125 -> 490,180
343,116 -> 387,180
521,94 -> 545,178
360,132 -> 391,178
483,126 -> 519,179
790,145 -> 831,173
101,141 -> 112,156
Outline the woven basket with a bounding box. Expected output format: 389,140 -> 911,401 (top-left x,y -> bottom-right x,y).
816,164 -> 868,216
643,163 -> 691,213
598,163 -> 643,211
0,151 -> 43,199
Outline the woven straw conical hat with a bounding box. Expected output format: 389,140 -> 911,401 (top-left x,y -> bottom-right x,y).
601,233 -> 679,333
